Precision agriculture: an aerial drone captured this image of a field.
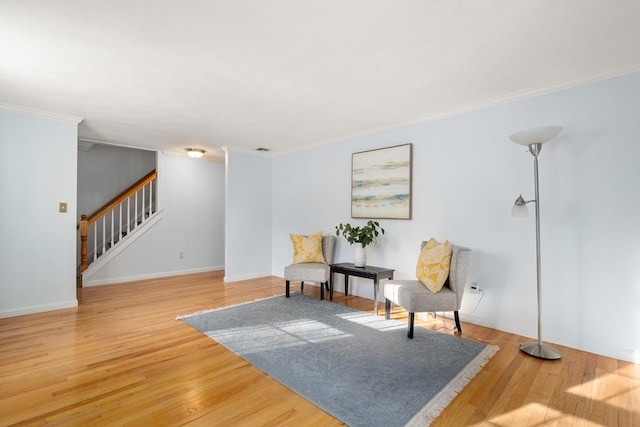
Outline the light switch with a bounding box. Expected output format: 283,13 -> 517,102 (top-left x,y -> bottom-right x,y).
59,202 -> 68,213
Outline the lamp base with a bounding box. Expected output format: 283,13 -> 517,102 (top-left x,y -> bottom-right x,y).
520,342 -> 562,360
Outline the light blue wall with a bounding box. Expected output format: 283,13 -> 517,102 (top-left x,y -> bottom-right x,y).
0,108 -> 80,317
271,73 -> 640,362
224,149 -> 273,282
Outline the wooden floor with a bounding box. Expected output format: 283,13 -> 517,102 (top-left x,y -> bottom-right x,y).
1,272 -> 638,426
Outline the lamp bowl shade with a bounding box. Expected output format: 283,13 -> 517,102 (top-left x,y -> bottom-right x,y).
510,126 -> 562,146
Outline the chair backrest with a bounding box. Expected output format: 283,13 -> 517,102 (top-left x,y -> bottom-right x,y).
322,235 -> 337,264
420,241 -> 471,309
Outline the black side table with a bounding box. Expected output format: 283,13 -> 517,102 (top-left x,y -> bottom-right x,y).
329,263 -> 395,315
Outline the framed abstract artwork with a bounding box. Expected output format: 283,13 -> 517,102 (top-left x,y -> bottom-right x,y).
351,143 -> 412,219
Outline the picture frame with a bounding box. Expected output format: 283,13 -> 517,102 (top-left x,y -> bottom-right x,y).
351,143 -> 412,219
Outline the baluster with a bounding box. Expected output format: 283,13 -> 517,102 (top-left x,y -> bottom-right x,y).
134,192 -> 138,230
127,197 -> 131,234
118,203 -> 122,243
93,222 -> 97,262
110,209 -> 114,249
101,216 -> 106,256
142,185 -> 146,223
150,179 -> 154,214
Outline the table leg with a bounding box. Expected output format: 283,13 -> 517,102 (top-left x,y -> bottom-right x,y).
329,271 -> 334,301
374,278 -> 378,315
344,274 -> 349,296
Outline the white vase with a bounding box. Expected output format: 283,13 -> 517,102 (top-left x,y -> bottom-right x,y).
353,243 -> 366,267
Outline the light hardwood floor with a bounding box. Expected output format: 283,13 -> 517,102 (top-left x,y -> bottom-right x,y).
1,271 -> 638,426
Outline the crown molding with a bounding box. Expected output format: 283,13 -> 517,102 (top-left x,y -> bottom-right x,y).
79,138 -> 159,152
0,103 -> 83,124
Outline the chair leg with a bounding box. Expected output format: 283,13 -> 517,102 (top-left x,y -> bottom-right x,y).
384,298 -> 391,320
320,282 -> 324,300
301,281 -> 304,292
286,280 -> 290,298
408,313 -> 415,338
454,311 -> 462,333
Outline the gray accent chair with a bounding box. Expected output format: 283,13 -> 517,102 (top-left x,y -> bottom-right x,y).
285,235 -> 336,300
384,243 -> 471,338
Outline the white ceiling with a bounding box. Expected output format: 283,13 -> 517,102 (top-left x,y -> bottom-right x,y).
1,1 -> 639,161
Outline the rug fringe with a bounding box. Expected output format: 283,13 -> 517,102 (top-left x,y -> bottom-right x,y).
175,293 -> 284,320
405,344 -> 500,426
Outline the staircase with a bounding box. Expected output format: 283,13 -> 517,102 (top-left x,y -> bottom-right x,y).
78,170 -> 162,281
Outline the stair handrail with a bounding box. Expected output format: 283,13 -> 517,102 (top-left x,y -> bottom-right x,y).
85,169 -> 157,225
79,169 -> 157,272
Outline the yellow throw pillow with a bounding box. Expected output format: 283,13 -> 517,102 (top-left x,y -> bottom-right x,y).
290,232 -> 326,264
416,238 -> 452,293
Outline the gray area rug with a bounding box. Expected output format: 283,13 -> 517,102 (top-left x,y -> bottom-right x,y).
179,294 -> 498,427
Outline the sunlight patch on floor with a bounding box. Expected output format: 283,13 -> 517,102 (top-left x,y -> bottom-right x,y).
336,312 -> 406,332
205,319 -> 351,354
566,368 -> 640,412
485,402 -> 572,426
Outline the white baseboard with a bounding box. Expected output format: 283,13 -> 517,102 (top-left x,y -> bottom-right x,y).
0,299 -> 78,319
224,271 -> 272,283
83,266 -> 224,287
459,312 -> 637,363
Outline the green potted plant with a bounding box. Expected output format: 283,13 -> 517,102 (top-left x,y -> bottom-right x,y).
335,220 -> 385,267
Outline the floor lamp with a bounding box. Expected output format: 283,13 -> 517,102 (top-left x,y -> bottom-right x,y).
510,125 -> 562,360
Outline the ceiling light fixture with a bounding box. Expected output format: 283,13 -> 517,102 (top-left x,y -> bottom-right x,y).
185,148 -> 205,159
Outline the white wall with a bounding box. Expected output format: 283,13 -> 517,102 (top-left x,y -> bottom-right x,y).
271,73 -> 640,362
224,149 -> 272,282
85,153 -> 225,285
0,107 -> 80,317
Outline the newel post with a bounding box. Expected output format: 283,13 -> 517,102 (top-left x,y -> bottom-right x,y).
80,214 -> 88,272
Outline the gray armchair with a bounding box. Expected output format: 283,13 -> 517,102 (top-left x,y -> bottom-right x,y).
384,243 -> 471,338
285,235 -> 336,300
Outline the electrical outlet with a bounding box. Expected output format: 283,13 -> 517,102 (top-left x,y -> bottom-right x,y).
469,282 -> 481,294
179,251 -> 184,259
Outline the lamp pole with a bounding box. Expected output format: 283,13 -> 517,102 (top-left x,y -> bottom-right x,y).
518,143 -> 562,360
510,126 -> 562,360
532,145 -> 545,351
